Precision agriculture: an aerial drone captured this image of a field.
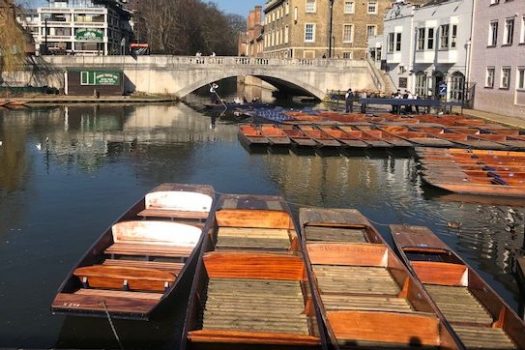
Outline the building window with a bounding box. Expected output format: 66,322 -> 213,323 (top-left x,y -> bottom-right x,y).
306,0 -> 316,13
521,16 -> 525,43
518,67 -> 525,90
395,32 -> 402,51
388,32 -> 395,53
450,72 -> 465,101
344,1 -> 354,14
343,52 -> 352,59
80,71 -> 96,85
501,67 -> 511,89
286,3 -> 290,14
417,28 -> 425,50
490,0 -> 500,4
488,21 -> 498,46
304,23 -> 315,42
415,72 -> 427,97
451,25 -> 457,48
504,18 -> 514,45
440,24 -> 449,49
343,24 -> 353,43
427,28 -> 434,49
367,0 -> 377,14
285,25 -> 289,43
486,67 -> 495,88
366,25 -> 376,39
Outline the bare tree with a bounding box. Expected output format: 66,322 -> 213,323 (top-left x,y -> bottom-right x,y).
0,0 -> 28,82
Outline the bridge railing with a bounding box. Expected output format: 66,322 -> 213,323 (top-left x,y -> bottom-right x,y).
44,55 -> 364,69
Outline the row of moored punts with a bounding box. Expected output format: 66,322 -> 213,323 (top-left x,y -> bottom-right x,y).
416,148 -> 525,197
52,184 -> 525,349
239,122 -> 525,150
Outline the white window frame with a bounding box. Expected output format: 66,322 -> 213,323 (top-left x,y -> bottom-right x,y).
440,24 -> 449,49
367,1 -> 377,14
343,52 -> 353,59
517,67 -> 525,90
395,32 -> 402,52
366,25 -> 377,39
521,16 -> 525,43
451,25 -> 457,48
427,28 -> 434,49
490,0 -> 500,4
343,24 -> 354,43
285,25 -> 289,44
305,0 -> 316,13
344,1 -> 354,14
388,32 -> 395,53
304,23 -> 315,42
285,3 -> 290,15
417,27 -> 425,50
488,20 -> 498,46
503,18 -> 514,45
486,67 -> 495,88
501,67 -> 511,89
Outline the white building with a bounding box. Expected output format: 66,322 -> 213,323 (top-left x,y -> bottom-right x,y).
17,0 -> 132,56
371,0 -> 473,101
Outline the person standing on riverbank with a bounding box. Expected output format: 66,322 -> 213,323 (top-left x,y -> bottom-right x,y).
345,89 -> 354,113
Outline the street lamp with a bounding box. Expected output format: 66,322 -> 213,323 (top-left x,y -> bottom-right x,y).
328,0 -> 334,58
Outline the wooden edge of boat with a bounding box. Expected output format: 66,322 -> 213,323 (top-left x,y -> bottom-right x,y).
51,184 -> 217,320
422,179 -> 525,197
187,329 -> 320,347
516,256 -> 525,294
389,224 -> 525,350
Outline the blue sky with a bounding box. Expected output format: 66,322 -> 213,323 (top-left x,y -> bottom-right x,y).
23,0 -> 262,16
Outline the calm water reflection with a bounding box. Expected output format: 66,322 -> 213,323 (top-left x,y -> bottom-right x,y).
0,103 -> 523,348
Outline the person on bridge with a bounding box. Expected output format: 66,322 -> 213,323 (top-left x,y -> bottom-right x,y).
345,89 -> 354,113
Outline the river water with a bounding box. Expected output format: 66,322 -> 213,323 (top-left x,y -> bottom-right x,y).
0,103 -> 523,349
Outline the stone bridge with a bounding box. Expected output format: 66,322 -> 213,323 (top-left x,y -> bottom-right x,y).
40,55 -> 385,100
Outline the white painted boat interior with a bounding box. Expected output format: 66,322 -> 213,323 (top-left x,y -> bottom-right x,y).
145,191 -> 213,212
112,220 -> 203,247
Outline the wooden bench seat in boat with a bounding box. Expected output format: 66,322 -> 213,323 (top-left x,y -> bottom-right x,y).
53,291 -> 160,315
137,190 -> 213,220
105,220 -> 201,259
73,265 -> 176,292
102,259 -> 184,273
321,295 -> 412,313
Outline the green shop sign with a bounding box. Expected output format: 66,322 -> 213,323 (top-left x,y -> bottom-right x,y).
81,70 -> 120,86
75,28 -> 103,41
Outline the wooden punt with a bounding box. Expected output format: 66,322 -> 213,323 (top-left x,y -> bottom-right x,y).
182,194 -> 324,350
390,225 -> 525,350
413,127 -> 508,150
51,183 -> 215,320
299,125 -> 342,147
300,208 -> 462,350
381,126 -> 456,147
318,125 -> 368,148
259,124 -> 292,146
279,124 -> 318,147
338,126 -> 392,148
238,124 -> 269,146
357,125 -> 413,147
516,256 -> 525,294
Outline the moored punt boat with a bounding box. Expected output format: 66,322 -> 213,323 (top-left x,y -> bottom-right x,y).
280,124 -> 319,147
318,125 -> 368,148
182,194 -> 324,350
51,184 -> 215,320
380,126 -> 456,147
300,208 -> 461,350
338,126 -> 392,148
516,256 -> 525,294
390,225 -> 525,350
357,125 -> 413,147
259,124 -> 292,146
238,124 -> 269,146
412,127 -> 507,150
299,125 -> 342,147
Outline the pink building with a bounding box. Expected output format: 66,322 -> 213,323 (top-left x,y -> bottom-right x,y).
470,0 -> 525,118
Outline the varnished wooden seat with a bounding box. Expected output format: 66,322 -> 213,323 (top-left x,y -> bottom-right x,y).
75,288 -> 163,300
321,295 -> 412,313
304,226 -> 367,243
137,208 -> 209,220
73,265 -> 176,292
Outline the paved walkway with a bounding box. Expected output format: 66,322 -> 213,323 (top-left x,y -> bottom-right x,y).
0,95 -> 178,106
462,108 -> 525,129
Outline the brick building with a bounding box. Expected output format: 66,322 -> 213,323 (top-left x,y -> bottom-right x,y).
238,6 -> 264,57
263,0 -> 412,60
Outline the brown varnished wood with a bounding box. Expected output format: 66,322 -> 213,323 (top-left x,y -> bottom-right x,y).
187,329 -> 320,346
215,209 -> 292,229
203,252 -> 305,281
390,225 -> 449,251
326,310 -> 441,346
101,259 -> 184,272
74,265 -> 175,292
52,292 -> 158,315
411,261 -> 466,286
307,243 -> 387,267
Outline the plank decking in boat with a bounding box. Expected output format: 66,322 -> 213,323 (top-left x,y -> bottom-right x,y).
215,227 -> 291,251
304,226 -> 367,243
390,224 -> 525,350
51,183 -> 215,320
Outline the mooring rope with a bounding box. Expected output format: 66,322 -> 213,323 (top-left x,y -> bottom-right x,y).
102,301 -> 124,350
